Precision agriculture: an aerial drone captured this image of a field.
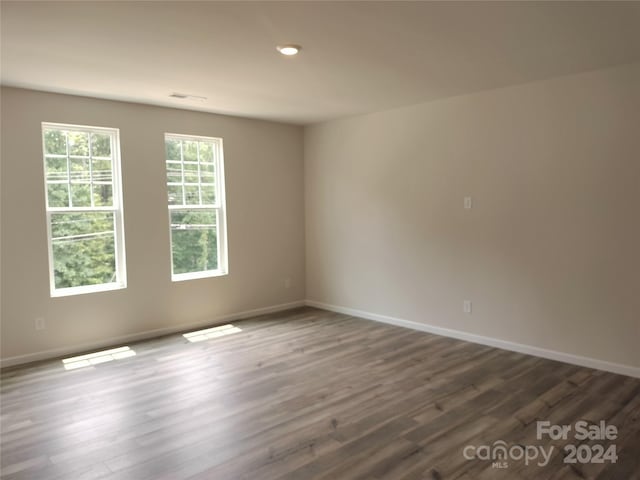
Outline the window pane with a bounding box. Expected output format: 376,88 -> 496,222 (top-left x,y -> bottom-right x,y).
70,157 -> 90,183
70,183 -> 92,207
199,142 -> 213,162
167,185 -> 183,205
92,158 -> 113,183
183,162 -> 199,183
183,141 -> 198,162
167,171 -> 182,184
91,133 -> 111,157
46,157 -> 68,182
200,170 -> 214,184
93,183 -> 113,207
50,212 -> 116,289
166,161 -> 182,183
164,137 -> 219,207
47,183 -> 69,208
170,209 -> 217,274
201,184 -> 216,204
184,170 -> 199,184
166,138 -> 181,161
67,131 -> 89,156
184,185 -> 200,204
44,129 -> 67,155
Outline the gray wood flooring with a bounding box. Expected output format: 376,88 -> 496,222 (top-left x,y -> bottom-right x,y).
1,307 -> 639,479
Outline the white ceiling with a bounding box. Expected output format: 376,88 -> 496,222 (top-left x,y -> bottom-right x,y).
2,1 -> 639,125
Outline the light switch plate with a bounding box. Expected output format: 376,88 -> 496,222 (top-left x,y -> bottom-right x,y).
463,300 -> 472,314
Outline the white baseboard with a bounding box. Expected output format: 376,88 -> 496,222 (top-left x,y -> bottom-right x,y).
5,298 -> 637,379
0,300 -> 305,369
305,300 -> 640,379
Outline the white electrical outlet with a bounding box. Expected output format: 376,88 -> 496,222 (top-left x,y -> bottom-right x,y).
35,317 -> 46,330
464,197 -> 473,209
463,300 -> 472,314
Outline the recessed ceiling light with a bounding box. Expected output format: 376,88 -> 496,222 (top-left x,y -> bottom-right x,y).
277,44 -> 301,56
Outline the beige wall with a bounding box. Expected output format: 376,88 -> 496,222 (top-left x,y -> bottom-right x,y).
2,64 -> 639,370
305,63 -> 640,369
1,87 -> 305,362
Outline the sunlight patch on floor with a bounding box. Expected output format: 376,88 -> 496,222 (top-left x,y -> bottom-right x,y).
62,346 -> 136,370
183,324 -> 242,343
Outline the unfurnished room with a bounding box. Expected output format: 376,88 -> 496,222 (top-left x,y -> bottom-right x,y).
1,1 -> 639,479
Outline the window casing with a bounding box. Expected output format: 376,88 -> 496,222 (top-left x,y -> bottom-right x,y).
165,133 -> 228,280
42,123 -> 126,297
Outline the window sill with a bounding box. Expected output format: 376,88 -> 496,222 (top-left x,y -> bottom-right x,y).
171,269 -> 228,282
51,282 -> 126,298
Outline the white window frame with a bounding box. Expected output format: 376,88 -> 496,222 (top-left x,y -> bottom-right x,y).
41,122 -> 127,297
165,133 -> 228,281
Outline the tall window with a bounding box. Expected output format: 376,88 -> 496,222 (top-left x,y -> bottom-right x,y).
42,123 -> 126,296
165,133 -> 227,280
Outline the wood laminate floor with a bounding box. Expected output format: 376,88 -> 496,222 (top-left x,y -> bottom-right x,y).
1,307 -> 639,480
